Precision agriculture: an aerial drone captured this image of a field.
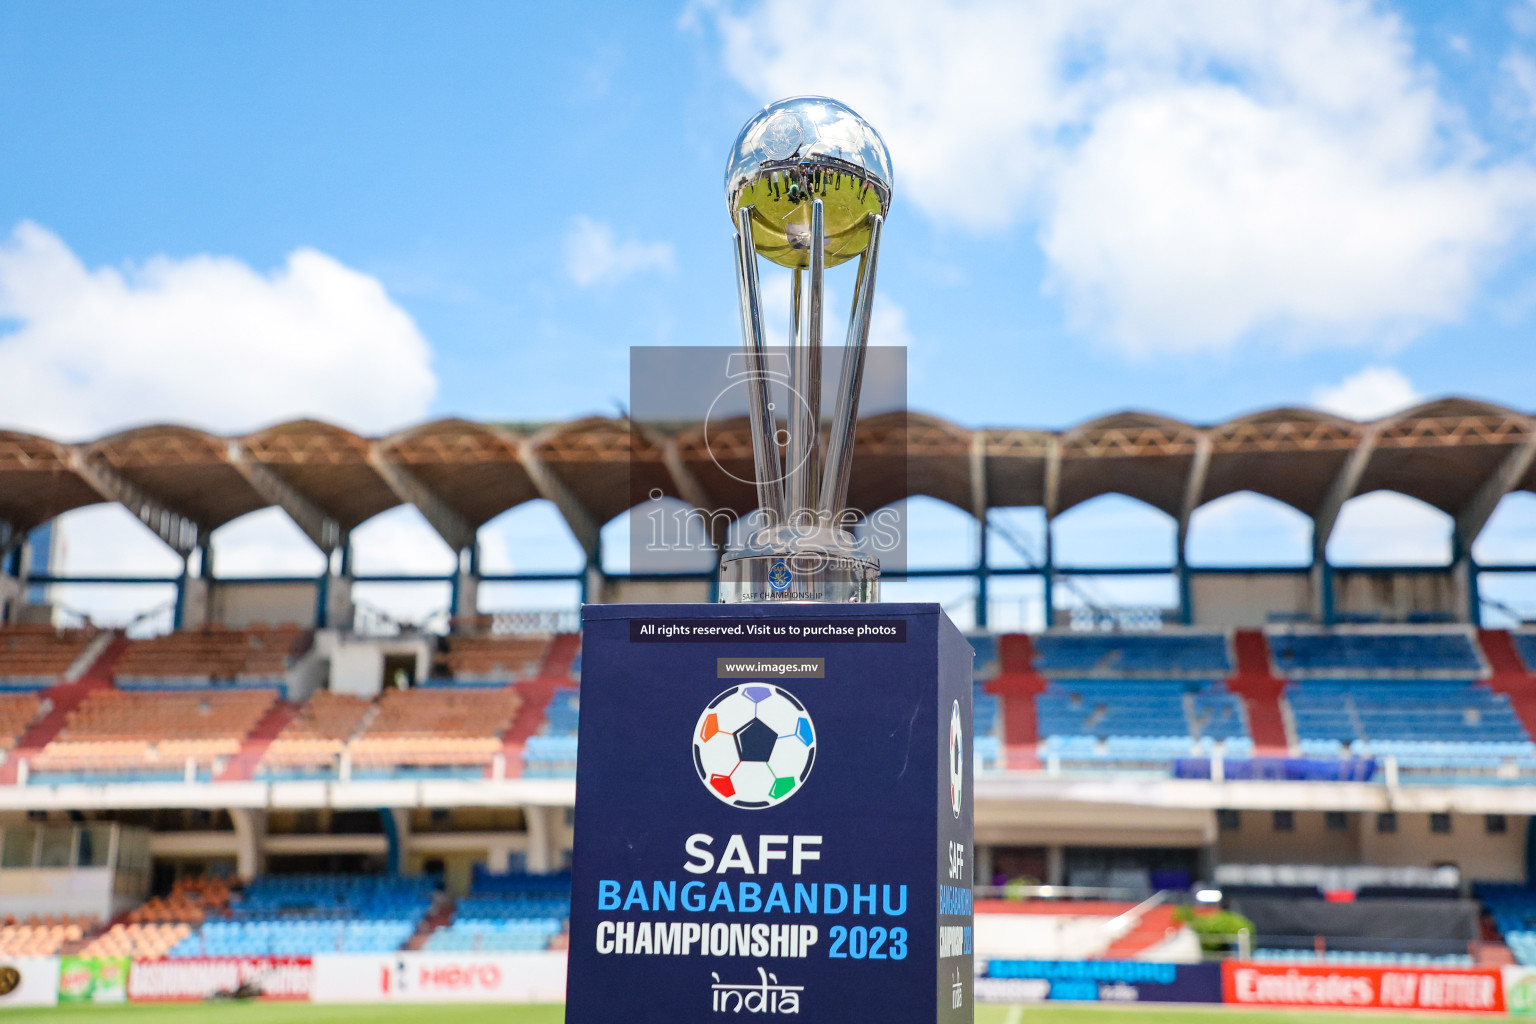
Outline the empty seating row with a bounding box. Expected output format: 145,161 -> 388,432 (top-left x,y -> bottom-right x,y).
523,687 -> 578,778
0,693 -> 40,750
966,634 -> 999,682
125,877 -> 231,925
424,870 -> 569,953
169,874 -> 434,958
33,688 -> 279,772
262,692 -> 371,769
1514,633 -> 1536,674
0,916 -> 96,956
349,687 -> 522,768
1475,885 -> 1536,966
1033,633 -> 1231,677
0,624 -> 96,689
429,635 -> 549,684
1252,949 -> 1474,968
78,922 -> 192,960
1037,680 -> 1250,741
114,625 -> 306,688
1269,630 -> 1482,677
1286,681 -> 1532,756
172,917 -> 419,956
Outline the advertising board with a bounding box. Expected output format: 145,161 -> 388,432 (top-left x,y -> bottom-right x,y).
567,604 -> 974,1024
0,956 -> 59,1008
311,951 -> 567,1003
978,959 -> 1221,1004
58,955 -> 129,1003
1222,961 -> 1504,1013
1505,966 -> 1536,1014
127,956 -> 313,1002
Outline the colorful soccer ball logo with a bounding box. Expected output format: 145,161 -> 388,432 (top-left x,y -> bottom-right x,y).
693,684 -> 816,809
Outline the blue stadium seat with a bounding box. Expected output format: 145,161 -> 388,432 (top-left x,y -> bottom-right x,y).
1032,633 -> 1231,677
423,870 -> 570,953
168,874 -> 434,958
1036,678 -> 1251,766
1269,631 -> 1482,678
966,634 -> 1000,683
522,687 -> 580,778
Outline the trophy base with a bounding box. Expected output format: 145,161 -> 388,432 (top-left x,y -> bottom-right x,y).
718,550 -> 880,604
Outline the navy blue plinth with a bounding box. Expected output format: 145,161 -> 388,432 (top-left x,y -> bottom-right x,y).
566,603 -> 974,1024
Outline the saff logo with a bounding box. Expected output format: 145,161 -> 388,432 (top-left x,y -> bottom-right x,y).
949,699 -> 963,818
0,965 -> 20,996
768,560 -> 792,593
693,684 -> 816,809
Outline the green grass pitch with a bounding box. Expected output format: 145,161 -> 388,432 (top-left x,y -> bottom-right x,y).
0,1005 -> 1506,1024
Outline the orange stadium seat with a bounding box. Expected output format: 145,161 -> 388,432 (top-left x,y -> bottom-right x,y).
32,689 -> 279,772
125,877 -> 231,925
0,916 -> 95,956
0,624 -> 96,688
0,693 -> 41,750
262,691 -> 371,769
432,635 -> 549,683
113,625 -> 307,687
349,687 -> 522,767
76,921 -> 192,960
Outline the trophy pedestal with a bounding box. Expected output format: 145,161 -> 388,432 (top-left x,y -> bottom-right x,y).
566,602 -> 975,1024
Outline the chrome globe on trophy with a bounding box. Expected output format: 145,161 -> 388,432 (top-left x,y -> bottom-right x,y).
717,96 -> 893,604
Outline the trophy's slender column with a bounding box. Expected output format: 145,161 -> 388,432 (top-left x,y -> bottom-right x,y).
819,211 -> 883,521
787,198 -> 825,525
733,207 -> 784,522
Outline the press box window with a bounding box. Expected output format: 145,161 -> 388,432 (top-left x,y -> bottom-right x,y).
1487,814 -> 1509,835
1272,811 -> 1294,832
1430,813 -> 1452,835
1325,812 -> 1348,832
1217,810 -> 1241,832
1377,812 -> 1397,834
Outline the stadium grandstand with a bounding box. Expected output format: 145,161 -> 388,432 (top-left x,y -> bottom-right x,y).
9,402 -> 1536,991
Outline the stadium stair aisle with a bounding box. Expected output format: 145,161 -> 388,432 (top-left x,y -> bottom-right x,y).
1227,630 -> 1290,755
986,634 -> 1044,770
488,633 -> 582,779
1478,629 -> 1536,742
214,701 -> 298,782
0,634 -> 128,784
1102,903 -> 1181,959
404,898 -> 456,951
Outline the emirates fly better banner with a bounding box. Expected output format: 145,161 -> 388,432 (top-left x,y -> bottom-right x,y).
1222,961 -> 1505,1013
567,604 -> 975,1024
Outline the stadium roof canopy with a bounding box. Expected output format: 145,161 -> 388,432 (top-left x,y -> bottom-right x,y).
1,397 -> 1532,559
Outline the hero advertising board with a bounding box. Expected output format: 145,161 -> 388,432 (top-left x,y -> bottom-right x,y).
567,603 -> 974,1023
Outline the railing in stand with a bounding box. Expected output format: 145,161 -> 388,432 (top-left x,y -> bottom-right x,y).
487,609 -> 581,635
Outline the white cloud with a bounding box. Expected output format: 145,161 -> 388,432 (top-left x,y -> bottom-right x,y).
705,0 -> 1536,352
0,222 -> 437,438
563,216 -> 674,287
348,506 -> 456,576
1328,491 -> 1450,565
1186,491 -> 1312,565
1311,365 -> 1421,420
210,508 -> 328,578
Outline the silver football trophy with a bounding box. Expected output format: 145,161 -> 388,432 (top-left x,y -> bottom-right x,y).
718,96 -> 893,604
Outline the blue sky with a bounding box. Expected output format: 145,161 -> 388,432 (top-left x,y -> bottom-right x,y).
6,0 -> 1536,627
